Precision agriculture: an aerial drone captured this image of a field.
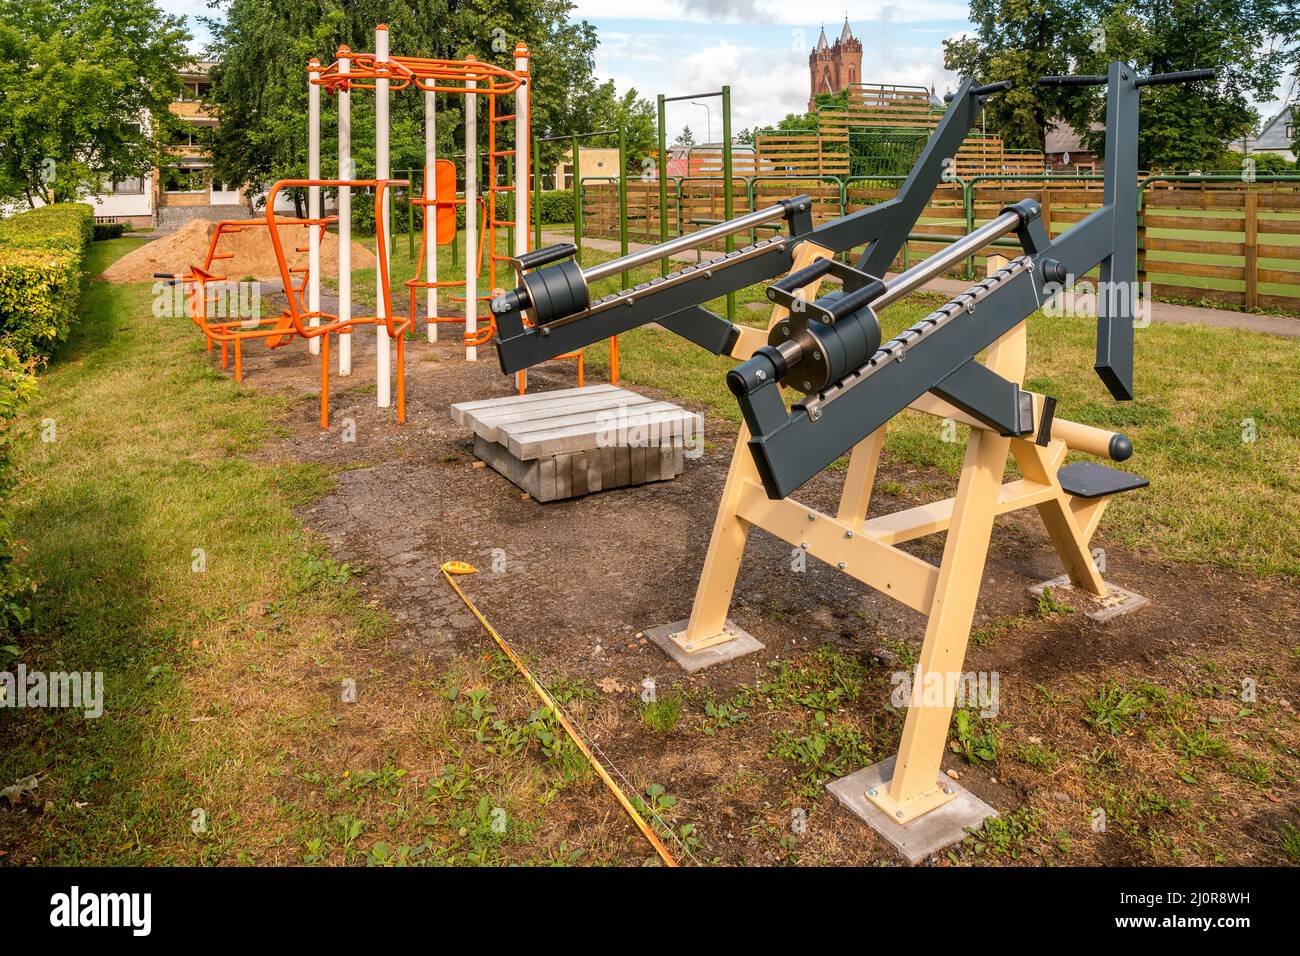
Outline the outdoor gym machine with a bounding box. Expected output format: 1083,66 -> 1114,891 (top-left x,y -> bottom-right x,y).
491,75 -> 1008,365
492,63 -> 1214,855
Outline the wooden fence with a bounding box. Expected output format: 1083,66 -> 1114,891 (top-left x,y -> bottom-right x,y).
578,178 -> 1300,314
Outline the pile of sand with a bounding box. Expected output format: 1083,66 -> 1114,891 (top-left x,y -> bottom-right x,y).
100,218 -> 378,283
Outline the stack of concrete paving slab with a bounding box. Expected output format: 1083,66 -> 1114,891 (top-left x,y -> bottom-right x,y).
450,384 -> 702,502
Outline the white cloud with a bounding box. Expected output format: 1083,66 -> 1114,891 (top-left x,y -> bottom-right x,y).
571,0 -> 971,25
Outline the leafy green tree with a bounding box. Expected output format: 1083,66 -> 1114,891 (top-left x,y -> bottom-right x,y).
203,0 -> 625,213
949,0 -> 1300,169
674,126 -> 696,147
0,0 -> 190,206
1063,0 -> 1296,170
567,81 -> 657,174
943,0 -> 1087,150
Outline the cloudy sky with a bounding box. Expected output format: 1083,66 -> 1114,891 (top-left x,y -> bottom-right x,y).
161,1 -> 1288,140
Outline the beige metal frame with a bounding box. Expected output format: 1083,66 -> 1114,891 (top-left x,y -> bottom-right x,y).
674,245 -> 1123,823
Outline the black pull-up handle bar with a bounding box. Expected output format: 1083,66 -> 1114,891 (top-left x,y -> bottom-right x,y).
944,79 -> 1013,102
1136,68 -> 1216,87
1040,68 -> 1215,87
1039,74 -> 1107,86
512,243 -> 576,271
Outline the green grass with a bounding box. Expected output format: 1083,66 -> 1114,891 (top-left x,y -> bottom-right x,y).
639,693 -> 683,733
1,241 -> 634,865
0,238 -> 355,862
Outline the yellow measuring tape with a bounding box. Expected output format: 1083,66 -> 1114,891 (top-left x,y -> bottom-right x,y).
440,561 -> 680,867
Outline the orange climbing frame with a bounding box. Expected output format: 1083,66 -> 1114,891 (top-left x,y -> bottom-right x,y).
261,177 -> 410,428
184,217 -> 331,381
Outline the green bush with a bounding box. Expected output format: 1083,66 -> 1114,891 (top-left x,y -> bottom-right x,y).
1249,152 -> 1296,175
0,346 -> 37,643
535,189 -> 575,224
0,203 -> 94,363
92,221 -> 129,241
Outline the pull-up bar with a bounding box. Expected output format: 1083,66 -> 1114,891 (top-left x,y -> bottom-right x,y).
656,86 -> 734,320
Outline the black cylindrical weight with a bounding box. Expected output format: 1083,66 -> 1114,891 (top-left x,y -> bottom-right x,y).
770,291 -> 882,395
521,260 -> 589,324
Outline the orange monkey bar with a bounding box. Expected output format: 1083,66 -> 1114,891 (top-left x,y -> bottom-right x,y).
313,54 -> 523,98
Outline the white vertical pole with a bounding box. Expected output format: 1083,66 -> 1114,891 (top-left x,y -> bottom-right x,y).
464,60 -> 478,362
375,25 -> 391,406
514,44 -> 530,391
308,58 -> 322,356
338,48 -> 352,375
425,83 -> 438,342
513,45 -> 529,261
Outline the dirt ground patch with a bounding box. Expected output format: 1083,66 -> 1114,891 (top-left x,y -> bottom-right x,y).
99,218 -> 376,282
221,307 -> 1300,866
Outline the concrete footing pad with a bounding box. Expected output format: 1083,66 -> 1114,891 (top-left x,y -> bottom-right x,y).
827,756 -> 998,865
644,618 -> 764,673
1030,574 -> 1149,622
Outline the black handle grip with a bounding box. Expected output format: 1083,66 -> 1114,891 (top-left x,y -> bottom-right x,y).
770,258 -> 834,296
1135,68 -> 1216,87
514,243 -> 576,271
1039,74 -> 1108,86
154,272 -> 183,285
971,80 -> 1013,96
823,280 -> 886,322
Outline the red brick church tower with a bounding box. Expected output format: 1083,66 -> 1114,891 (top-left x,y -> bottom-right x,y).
808,19 -> 862,111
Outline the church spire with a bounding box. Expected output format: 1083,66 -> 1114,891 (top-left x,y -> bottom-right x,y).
817,25 -> 828,51
840,17 -> 853,42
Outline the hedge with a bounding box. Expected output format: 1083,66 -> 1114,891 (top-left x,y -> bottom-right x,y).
0,346 -> 37,643
92,221 -> 129,241
0,203 -> 95,363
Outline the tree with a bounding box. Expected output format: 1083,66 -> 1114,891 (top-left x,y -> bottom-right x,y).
674,126 -> 695,147
948,0 -> 1300,169
566,81 -> 657,174
943,0 -> 1087,151
203,0 -> 624,213
1062,0 -> 1297,170
0,0 -> 190,207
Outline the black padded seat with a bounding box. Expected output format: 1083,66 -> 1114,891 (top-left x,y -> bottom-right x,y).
1057,461 -> 1149,500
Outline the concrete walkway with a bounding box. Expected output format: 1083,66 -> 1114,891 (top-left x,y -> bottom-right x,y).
542,229 -> 1300,339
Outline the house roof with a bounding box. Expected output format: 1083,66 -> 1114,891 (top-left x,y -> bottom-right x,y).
1045,119 -> 1103,155
1253,107 -> 1295,150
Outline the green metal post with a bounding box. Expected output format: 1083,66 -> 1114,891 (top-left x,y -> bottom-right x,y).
721,85 -> 734,322
572,133 -> 582,263
572,141 -> 584,263
657,93 -> 668,275
533,135 -> 542,250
